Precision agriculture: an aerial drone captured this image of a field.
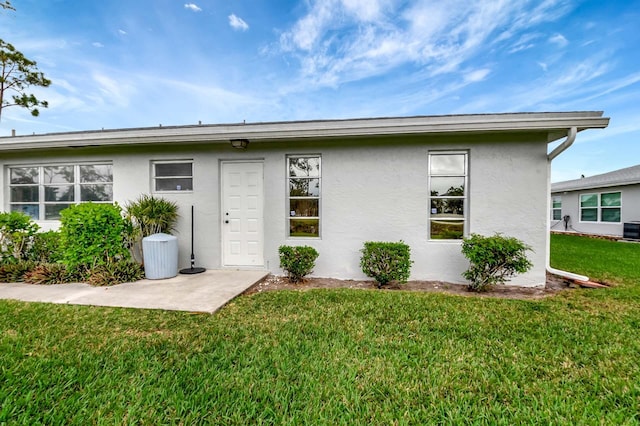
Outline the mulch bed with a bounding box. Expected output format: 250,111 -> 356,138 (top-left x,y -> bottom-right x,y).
245,272 -> 591,301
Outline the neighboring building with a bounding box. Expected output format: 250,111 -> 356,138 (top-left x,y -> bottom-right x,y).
551,164 -> 640,238
0,112 -> 609,287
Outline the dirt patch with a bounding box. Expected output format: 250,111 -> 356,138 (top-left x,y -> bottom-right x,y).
246,272 -> 574,301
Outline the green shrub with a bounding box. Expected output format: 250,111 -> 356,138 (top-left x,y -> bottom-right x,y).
461,233 -> 533,292
0,261 -> 37,283
87,260 -> 145,286
0,211 -> 39,264
278,245 -> 319,283
59,203 -> 132,268
23,263 -> 69,285
27,231 -> 63,263
360,241 -> 412,288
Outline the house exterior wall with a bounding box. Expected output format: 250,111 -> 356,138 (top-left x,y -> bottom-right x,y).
551,184 -> 640,237
1,132 -> 549,287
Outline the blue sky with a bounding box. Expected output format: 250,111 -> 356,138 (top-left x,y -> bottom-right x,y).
1,0 -> 639,182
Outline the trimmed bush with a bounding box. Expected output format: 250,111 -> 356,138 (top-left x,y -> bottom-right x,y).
0,211 -> 39,264
60,203 -> 132,268
278,245 -> 319,283
461,233 -> 533,292
360,241 -> 412,288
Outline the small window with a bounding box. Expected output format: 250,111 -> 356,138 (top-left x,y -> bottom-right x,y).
429,152 -> 467,240
580,192 -> 621,223
153,161 -> 193,192
287,156 -> 321,238
552,196 -> 562,220
9,163 -> 113,221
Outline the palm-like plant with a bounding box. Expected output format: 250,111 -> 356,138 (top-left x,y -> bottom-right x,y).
125,195 -> 179,263
125,195 -> 179,236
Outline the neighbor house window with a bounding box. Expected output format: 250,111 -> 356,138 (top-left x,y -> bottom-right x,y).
428,152 -> 468,240
580,192 -> 621,222
153,161 -> 193,192
552,196 -> 562,220
9,163 -> 113,220
287,156 -> 320,238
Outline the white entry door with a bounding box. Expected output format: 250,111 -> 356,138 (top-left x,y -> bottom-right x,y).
221,161 -> 264,267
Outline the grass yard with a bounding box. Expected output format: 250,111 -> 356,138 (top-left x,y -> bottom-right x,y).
1,234 -> 639,424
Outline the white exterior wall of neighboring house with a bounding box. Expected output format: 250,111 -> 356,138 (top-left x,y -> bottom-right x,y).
0,133 -> 548,286
551,184 -> 640,236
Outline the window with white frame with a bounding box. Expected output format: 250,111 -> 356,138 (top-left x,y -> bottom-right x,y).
580,192 -> 621,222
152,161 -> 193,192
552,196 -> 562,220
9,163 -> 113,220
428,152 -> 468,240
287,156 -> 320,238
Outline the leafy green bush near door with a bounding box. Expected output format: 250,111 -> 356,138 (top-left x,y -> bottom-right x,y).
0,205 -> 145,286
59,203 -> 132,268
278,245 -> 319,283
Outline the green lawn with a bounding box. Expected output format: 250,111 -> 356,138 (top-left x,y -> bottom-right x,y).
1,234 -> 639,424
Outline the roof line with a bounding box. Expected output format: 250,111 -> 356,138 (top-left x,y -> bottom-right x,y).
0,111 -> 609,151
551,164 -> 640,192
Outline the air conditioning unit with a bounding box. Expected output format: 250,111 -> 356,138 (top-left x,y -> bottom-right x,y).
623,222 -> 640,240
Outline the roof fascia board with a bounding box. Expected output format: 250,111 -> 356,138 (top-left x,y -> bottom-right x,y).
0,112 -> 609,151
552,181 -> 640,193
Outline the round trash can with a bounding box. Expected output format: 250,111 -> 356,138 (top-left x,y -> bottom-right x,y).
142,233 -> 178,279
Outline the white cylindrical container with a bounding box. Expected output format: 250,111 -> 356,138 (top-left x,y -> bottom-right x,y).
142,233 -> 179,279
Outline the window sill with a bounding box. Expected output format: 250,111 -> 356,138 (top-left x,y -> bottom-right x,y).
152,190 -> 194,194
578,221 -> 621,224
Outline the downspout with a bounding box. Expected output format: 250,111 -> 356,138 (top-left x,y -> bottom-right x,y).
548,126 -> 576,161
546,127 -> 589,282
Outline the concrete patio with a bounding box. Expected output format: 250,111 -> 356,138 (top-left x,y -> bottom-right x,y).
0,269 -> 269,314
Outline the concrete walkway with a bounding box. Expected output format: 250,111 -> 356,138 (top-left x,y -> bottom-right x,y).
0,269 -> 269,314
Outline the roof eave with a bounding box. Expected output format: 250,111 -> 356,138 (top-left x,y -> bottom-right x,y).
552,181 -> 640,193
0,112 -> 610,151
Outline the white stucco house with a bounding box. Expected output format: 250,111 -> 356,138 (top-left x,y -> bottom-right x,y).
551,164 -> 640,239
0,112 -> 609,287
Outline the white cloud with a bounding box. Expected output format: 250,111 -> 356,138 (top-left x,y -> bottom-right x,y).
92,42 -> 104,48
92,72 -> 136,108
538,62 -> 548,72
464,68 -> 490,83
507,33 -> 541,53
341,0 -> 389,21
228,14 -> 249,31
118,29 -> 127,35
482,58 -> 612,112
278,0 -> 573,89
280,1 -> 334,51
184,3 -> 202,12
549,33 -> 568,47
